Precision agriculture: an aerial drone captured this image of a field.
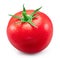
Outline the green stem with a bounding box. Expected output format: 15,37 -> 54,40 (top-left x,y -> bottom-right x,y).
22,5 -> 28,21
9,5 -> 42,28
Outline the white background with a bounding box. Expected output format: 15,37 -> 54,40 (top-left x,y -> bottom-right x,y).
0,0 -> 60,58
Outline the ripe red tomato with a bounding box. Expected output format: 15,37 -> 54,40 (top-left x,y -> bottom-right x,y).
7,6 -> 53,54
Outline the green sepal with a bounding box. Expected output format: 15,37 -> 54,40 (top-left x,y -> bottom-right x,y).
30,6 -> 42,17
9,5 -> 42,28
9,14 -> 21,20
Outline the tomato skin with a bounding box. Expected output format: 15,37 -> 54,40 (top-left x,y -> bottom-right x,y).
7,10 -> 53,54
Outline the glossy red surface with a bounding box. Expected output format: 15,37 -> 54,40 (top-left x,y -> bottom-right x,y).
7,10 -> 53,54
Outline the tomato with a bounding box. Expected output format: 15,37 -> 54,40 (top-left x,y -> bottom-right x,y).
7,5 -> 53,54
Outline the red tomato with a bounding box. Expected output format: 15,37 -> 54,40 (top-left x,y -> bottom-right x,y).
7,6 -> 53,54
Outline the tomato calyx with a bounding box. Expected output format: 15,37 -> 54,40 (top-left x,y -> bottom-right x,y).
9,5 -> 42,28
